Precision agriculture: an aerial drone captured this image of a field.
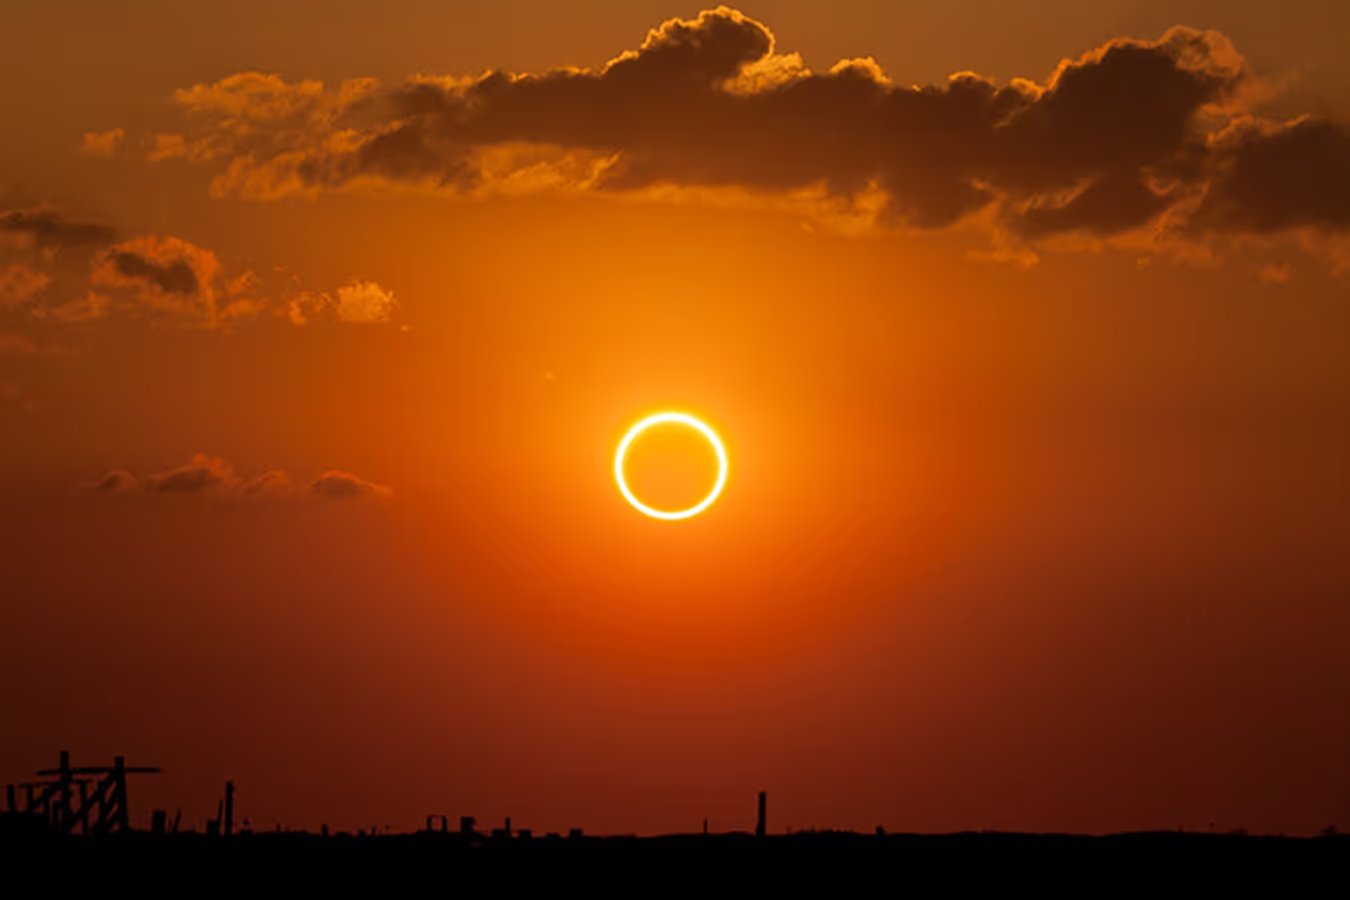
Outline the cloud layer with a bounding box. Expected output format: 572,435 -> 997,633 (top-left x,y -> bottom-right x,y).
129,6 -> 1350,266
0,211 -> 399,331
80,454 -> 393,500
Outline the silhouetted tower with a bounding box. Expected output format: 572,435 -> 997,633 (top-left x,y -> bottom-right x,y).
224,781 -> 235,836
756,791 -> 766,838
460,816 -> 476,835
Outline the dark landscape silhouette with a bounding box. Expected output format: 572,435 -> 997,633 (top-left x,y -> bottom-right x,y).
4,3 -> 1349,885
4,751 -> 1345,881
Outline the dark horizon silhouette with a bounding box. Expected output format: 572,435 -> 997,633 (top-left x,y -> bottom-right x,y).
3,1 -> 1348,849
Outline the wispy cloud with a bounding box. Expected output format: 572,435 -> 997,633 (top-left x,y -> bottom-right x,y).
80,128 -> 125,158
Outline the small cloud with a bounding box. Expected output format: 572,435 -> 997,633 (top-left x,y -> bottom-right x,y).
79,469 -> 141,494
334,280 -> 397,323
145,453 -> 236,493
0,263 -> 49,307
91,235 -> 232,326
81,128 -> 125,158
1256,262 -> 1292,284
308,470 -> 393,500
286,281 -> 399,326
286,290 -> 330,325
147,132 -> 230,163
102,245 -> 203,294
34,291 -> 112,324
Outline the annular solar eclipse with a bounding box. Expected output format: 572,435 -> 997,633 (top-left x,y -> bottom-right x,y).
614,412 -> 728,520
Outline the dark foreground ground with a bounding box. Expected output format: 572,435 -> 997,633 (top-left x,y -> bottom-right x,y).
2,817 -> 1345,889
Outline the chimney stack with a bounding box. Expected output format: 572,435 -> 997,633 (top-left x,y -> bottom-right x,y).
756,791 -> 766,838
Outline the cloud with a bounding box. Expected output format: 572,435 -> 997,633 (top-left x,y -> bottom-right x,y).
308,470 -> 394,500
80,129 -> 125,158
145,453 -> 236,493
35,291 -> 112,324
86,235 -> 267,327
240,469 -> 294,497
139,6 -> 1350,269
288,280 -> 397,324
1257,262 -> 1293,284
0,333 -> 39,355
0,263 -> 49,307
147,132 -> 233,163
2,228 -> 401,332
82,455 -> 391,501
0,208 -> 115,252
335,280 -> 397,323
79,469 -> 141,494
93,236 -> 215,305
1190,117 -> 1350,235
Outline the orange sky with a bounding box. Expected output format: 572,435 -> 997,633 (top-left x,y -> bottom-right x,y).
1,2 -> 1348,836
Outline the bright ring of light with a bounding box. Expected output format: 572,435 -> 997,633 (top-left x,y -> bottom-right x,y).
615,412 -> 728,520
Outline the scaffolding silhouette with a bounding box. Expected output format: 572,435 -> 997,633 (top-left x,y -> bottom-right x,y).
6,751 -> 160,834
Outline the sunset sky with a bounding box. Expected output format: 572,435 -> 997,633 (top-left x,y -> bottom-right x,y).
2,1 -> 1347,836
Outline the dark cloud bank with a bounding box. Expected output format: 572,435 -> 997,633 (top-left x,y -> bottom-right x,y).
146,6 -> 1350,266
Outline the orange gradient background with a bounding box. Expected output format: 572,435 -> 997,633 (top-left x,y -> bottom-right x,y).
1,1 -> 1348,837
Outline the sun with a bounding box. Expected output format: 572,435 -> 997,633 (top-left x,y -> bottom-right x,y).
615,412 -> 728,520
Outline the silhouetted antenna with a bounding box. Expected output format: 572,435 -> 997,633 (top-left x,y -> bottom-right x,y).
224,781 -> 235,837
756,791 -> 766,838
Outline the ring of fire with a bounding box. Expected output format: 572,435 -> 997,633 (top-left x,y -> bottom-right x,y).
614,412 -> 728,520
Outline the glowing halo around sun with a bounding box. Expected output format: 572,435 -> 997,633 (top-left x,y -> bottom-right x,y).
614,412 -> 728,521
